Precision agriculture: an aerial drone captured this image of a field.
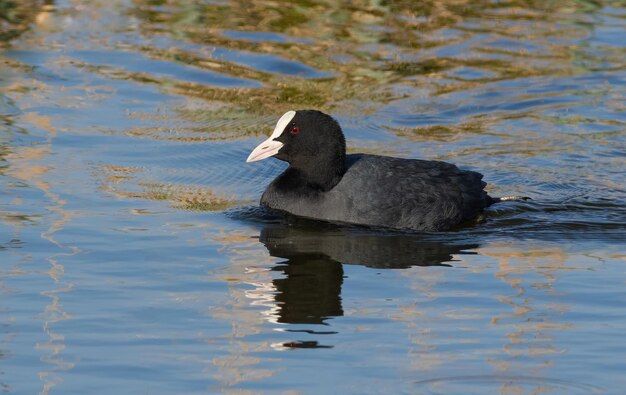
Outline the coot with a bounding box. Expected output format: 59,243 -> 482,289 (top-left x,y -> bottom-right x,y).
247,110 -> 525,231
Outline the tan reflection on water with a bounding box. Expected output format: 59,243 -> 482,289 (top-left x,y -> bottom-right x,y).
209,231 -> 280,388
4,112 -> 77,394
396,267 -> 450,372
484,243 -> 577,394
391,242 -> 586,394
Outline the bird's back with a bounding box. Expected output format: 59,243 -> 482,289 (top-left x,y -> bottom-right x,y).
261,154 -> 492,231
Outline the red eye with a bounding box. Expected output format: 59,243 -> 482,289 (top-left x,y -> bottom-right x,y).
290,125 -> 300,135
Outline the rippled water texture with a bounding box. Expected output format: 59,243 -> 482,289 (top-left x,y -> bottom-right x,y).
1,1 -> 625,394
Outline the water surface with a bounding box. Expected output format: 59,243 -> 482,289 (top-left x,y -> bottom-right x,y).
1,0 -> 625,394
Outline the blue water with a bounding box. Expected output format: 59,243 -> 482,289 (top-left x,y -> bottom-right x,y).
1,1 -> 625,394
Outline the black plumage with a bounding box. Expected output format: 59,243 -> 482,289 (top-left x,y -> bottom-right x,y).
248,110 -> 511,232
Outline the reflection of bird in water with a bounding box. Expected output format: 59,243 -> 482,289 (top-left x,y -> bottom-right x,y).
257,219 -> 480,327
271,255 -> 343,326
260,220 -> 479,269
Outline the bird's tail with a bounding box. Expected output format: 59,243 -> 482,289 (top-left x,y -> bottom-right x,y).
491,196 -> 531,204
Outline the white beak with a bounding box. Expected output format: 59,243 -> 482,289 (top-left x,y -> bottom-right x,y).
246,110 -> 296,163
246,138 -> 284,163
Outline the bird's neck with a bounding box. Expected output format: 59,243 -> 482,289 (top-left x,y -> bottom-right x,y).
282,155 -> 346,192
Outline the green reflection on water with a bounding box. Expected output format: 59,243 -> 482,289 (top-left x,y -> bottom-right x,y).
119,0 -> 626,138
0,0 -> 48,44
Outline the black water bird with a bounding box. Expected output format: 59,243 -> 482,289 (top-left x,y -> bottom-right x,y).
247,110 -> 526,231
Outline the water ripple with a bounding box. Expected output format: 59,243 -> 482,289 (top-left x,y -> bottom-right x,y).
1,1 -> 626,394
414,375 -> 604,394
